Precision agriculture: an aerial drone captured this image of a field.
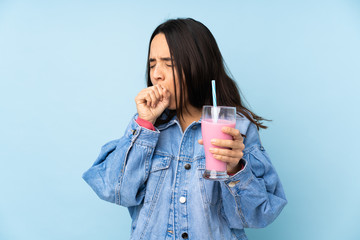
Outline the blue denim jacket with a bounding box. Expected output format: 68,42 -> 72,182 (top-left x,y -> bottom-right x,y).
82,112 -> 287,240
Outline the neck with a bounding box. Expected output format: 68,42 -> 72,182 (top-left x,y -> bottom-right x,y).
178,105 -> 202,132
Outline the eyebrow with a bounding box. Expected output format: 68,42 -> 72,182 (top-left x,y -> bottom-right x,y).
149,57 -> 172,62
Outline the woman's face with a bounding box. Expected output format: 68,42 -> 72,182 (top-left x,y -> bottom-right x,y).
149,33 -> 180,110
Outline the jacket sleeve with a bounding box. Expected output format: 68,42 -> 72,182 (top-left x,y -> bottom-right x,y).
220,121 -> 287,229
82,115 -> 160,207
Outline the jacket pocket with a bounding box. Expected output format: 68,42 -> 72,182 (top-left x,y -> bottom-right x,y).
197,158 -> 221,206
144,152 -> 172,204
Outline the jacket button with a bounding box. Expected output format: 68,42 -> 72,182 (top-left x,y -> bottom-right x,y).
184,164 -> 191,170
228,182 -> 236,187
179,197 -> 186,203
181,232 -> 188,239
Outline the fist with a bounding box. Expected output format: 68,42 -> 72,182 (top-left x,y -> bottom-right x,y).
135,84 -> 171,124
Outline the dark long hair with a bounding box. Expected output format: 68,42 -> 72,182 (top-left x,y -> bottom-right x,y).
146,18 -> 268,129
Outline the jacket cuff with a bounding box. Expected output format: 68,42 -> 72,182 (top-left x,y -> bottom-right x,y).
125,116 -> 160,148
136,117 -> 156,131
227,159 -> 245,176
223,159 -> 254,194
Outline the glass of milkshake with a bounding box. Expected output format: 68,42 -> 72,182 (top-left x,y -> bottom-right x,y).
202,105 -> 237,180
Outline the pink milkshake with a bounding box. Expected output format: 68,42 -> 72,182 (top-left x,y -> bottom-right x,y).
202,119 -> 236,171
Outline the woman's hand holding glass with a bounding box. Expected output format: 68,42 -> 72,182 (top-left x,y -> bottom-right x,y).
198,126 -> 245,174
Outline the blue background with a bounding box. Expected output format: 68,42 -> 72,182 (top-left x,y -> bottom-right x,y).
1,0 -> 359,239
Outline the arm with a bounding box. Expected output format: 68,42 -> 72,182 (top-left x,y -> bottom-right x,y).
82,115 -> 160,207
220,122 -> 287,229
83,82 -> 170,207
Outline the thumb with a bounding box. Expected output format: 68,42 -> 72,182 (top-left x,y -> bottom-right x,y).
198,139 -> 203,145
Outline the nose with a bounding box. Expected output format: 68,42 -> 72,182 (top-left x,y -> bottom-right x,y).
152,64 -> 164,82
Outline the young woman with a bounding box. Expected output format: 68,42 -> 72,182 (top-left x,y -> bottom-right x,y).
83,18 -> 287,240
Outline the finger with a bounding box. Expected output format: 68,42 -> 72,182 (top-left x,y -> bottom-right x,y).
210,139 -> 241,149
158,85 -> 165,101
161,85 -> 171,99
221,127 -> 243,141
152,85 -> 161,101
137,88 -> 159,107
156,83 -> 164,93
135,95 -> 147,105
212,139 -> 245,150
143,93 -> 152,107
198,139 -> 203,145
148,90 -> 158,107
212,154 -> 240,164
135,89 -> 150,104
209,147 -> 243,159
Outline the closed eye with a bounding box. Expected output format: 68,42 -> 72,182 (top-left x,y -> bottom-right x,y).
149,58 -> 156,69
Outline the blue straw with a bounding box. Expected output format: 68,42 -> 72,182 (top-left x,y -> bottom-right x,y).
211,80 -> 219,123
211,80 -> 217,107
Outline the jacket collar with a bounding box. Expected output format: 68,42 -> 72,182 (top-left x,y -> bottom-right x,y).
156,109 -> 202,131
